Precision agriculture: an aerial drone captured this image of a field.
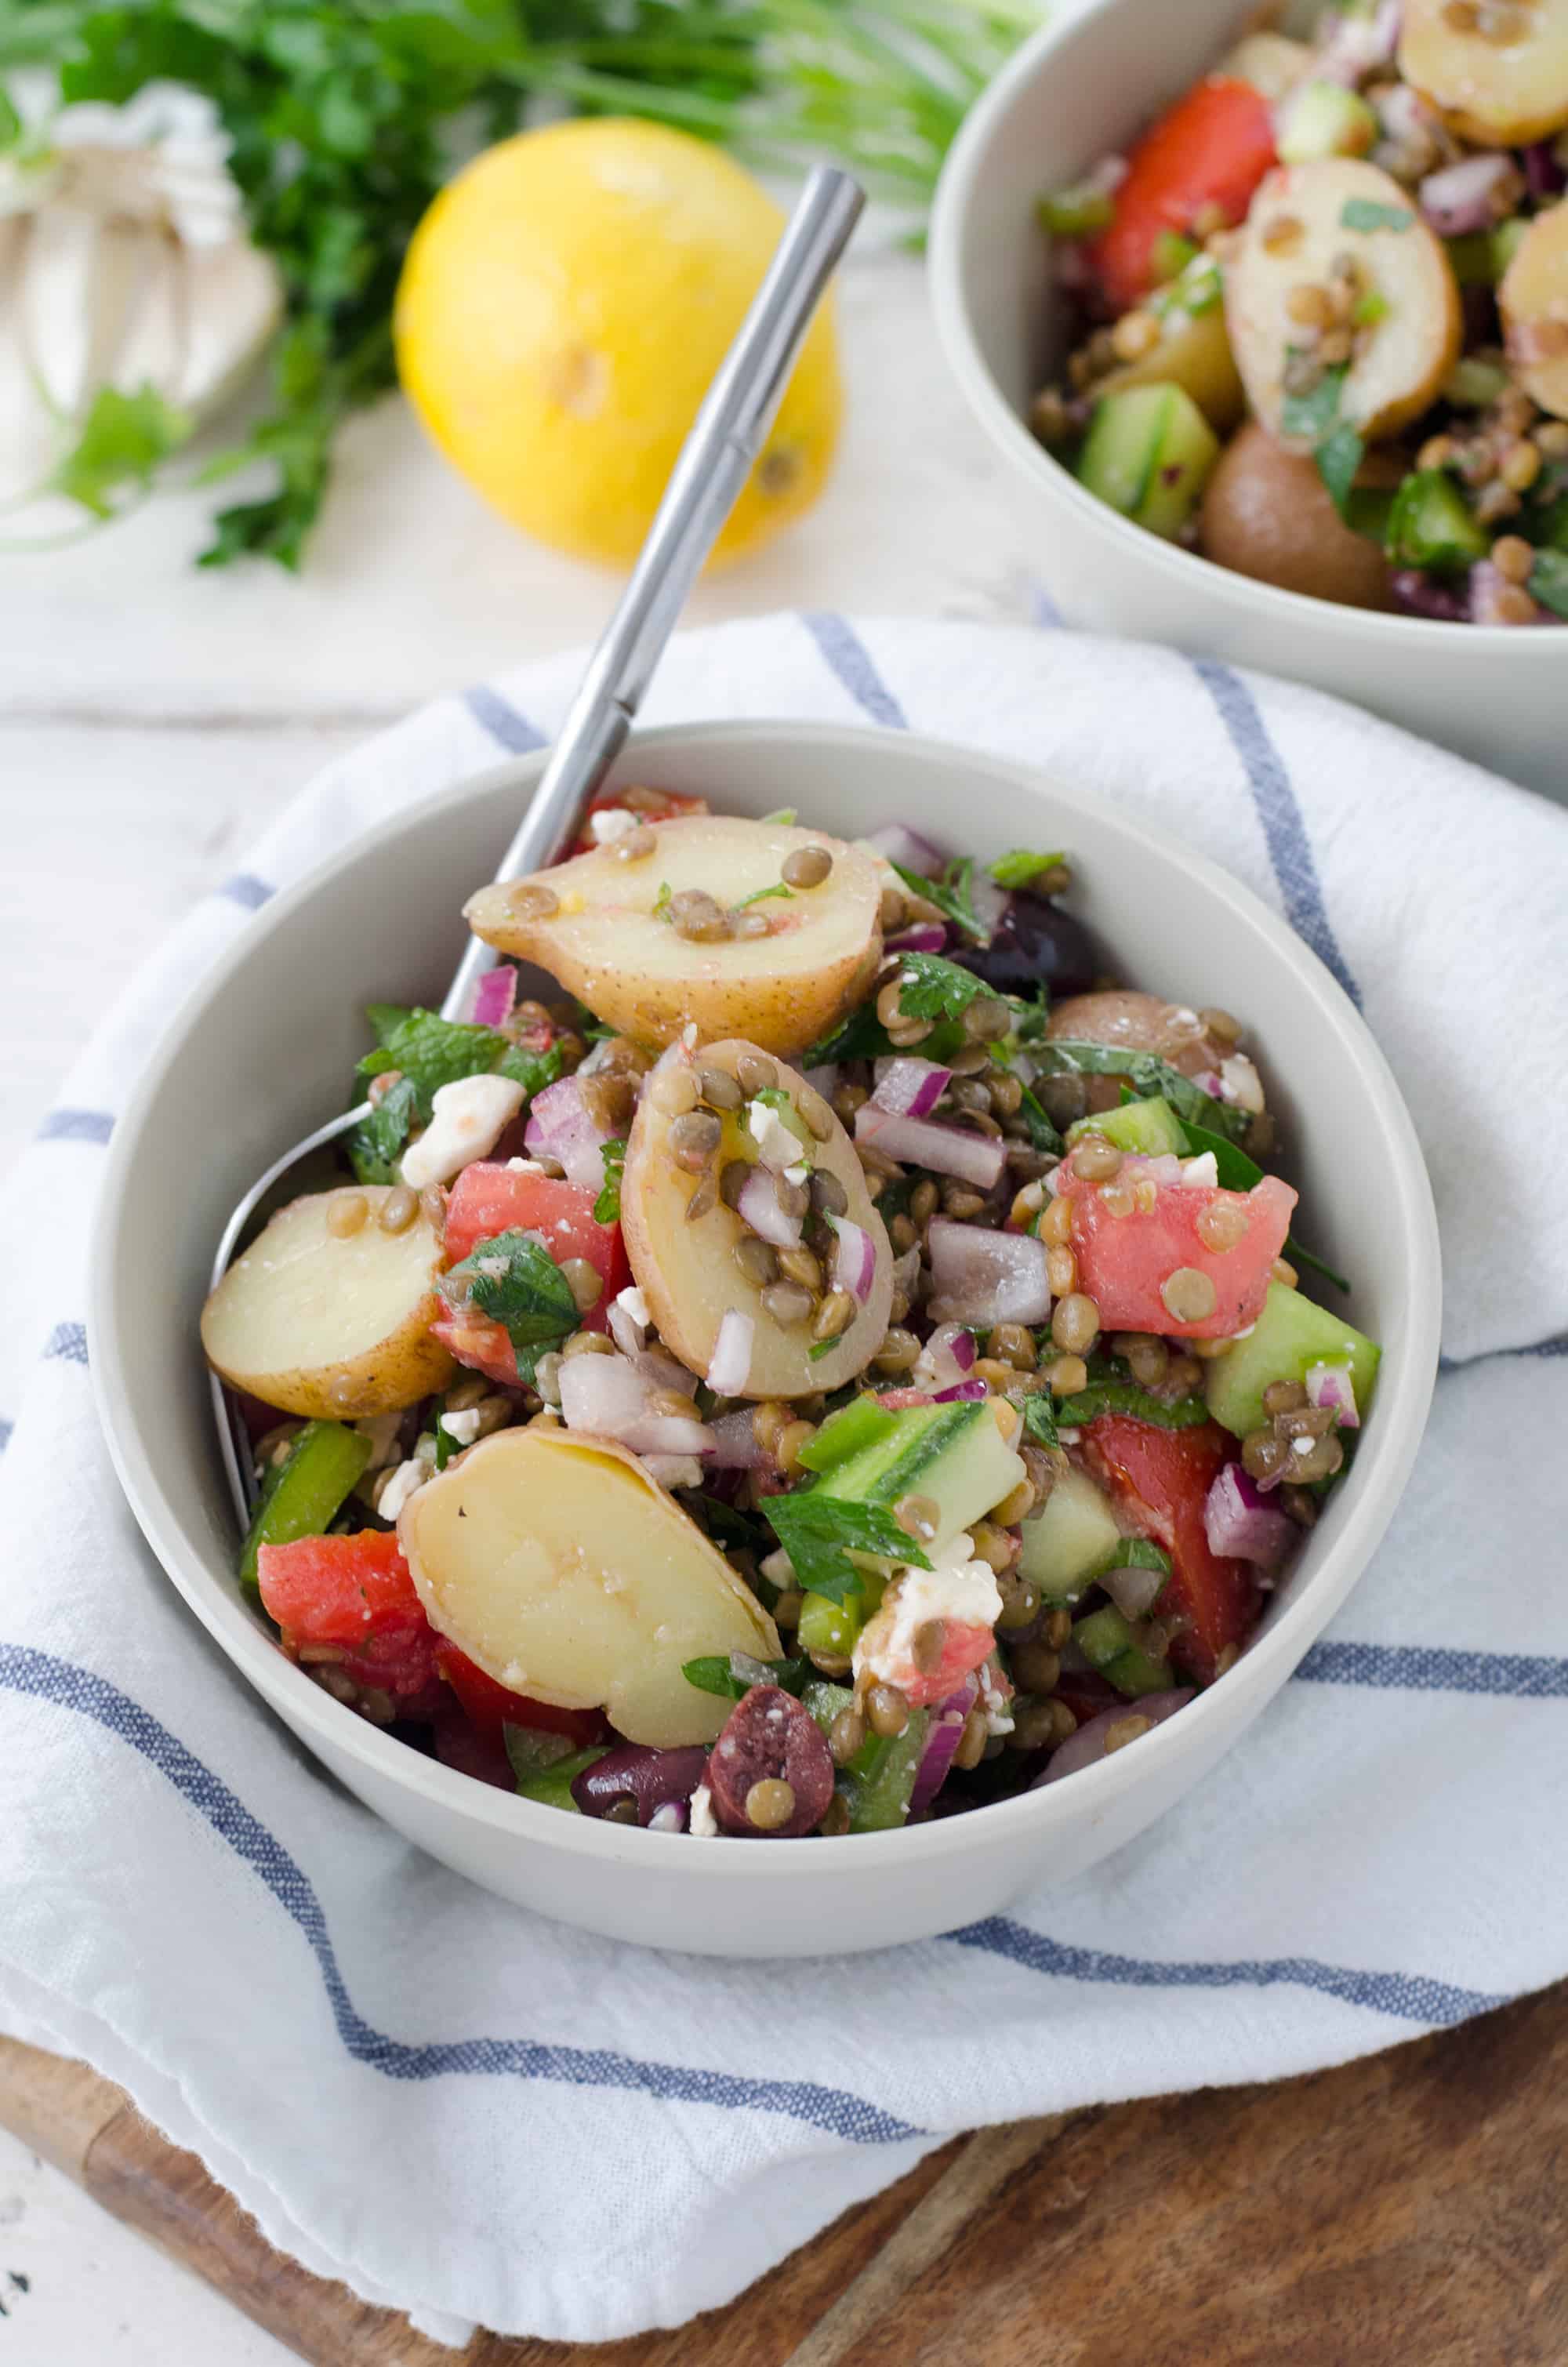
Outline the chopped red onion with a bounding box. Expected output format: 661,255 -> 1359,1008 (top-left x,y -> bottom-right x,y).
558,1350 -> 714,1458
934,1381 -> 989,1403
1305,1360 -> 1359,1429
707,1309 -> 754,1396
1524,140 -> 1566,200
1316,0 -> 1399,83
607,1289 -> 648,1360
524,1075 -> 612,1193
914,1321 -> 977,1392
1102,1562 -> 1168,1622
1420,153 -> 1515,236
863,821 -> 950,873
927,1217 -> 1050,1325
1194,1069 -> 1225,1099
736,1164 -> 803,1248
1034,1690 -> 1194,1785
886,924 -> 948,955
631,1345 -> 698,1399
1472,559 -> 1548,627
854,1102 -> 1007,1189
872,1057 -> 953,1118
1392,568 -> 1471,623
909,1675 -> 979,1815
704,1408 -> 770,1470
892,1245 -> 922,1300
1203,1463 -> 1295,1566
472,965 -> 516,1029
827,1213 -> 878,1304
802,1063 -> 840,1102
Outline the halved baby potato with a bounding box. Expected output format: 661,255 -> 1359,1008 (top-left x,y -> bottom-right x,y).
1098,303 -> 1247,435
463,815 -> 883,1058
621,1036 -> 894,1400
1399,0 -> 1568,147
1226,159 -> 1461,441
201,1185 -> 453,1419
1501,200 -> 1568,421
399,1427 -> 779,1748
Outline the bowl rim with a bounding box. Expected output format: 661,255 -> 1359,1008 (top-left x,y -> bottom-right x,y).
89,715 -> 1442,1884
927,0 -> 1562,660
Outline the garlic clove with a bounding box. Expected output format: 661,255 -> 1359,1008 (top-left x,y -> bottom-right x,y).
174,236 -> 282,414
109,225 -> 186,404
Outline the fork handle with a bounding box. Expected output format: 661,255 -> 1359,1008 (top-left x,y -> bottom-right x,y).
439,165 -> 863,1025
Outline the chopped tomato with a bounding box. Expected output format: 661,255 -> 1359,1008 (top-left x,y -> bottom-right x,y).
429,1307 -> 524,1389
569,787 -> 707,857
257,1531 -> 444,1712
1081,1416 -> 1259,1686
1058,1155 -> 1295,1339
443,1163 -> 630,1320
1087,77 -> 1276,314
1053,1670 -> 1123,1730
435,1641 -> 605,1746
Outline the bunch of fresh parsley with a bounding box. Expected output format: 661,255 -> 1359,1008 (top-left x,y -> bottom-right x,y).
2,0 -> 1043,565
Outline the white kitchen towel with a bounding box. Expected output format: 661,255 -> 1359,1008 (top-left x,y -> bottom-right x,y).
1,616 -> 1565,2347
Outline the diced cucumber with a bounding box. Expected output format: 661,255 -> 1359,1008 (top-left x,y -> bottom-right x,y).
1151,230 -> 1199,284
1204,1282 -> 1381,1439
1073,1605 -> 1175,1698
1036,181 -> 1116,238
803,1680 -> 928,1828
239,1419 -> 372,1592
803,1680 -> 855,1735
797,1394 -> 897,1475
1386,469 -> 1487,575
1446,220 -> 1528,287
797,1592 -> 863,1660
503,1724 -> 580,1784
813,1401 -> 1024,1558
1069,1095 -> 1187,1159
514,1744 -> 608,1813
1444,356 -> 1509,410
1276,79 -> 1377,164
1076,384 -> 1220,539
1017,1465 -> 1121,1603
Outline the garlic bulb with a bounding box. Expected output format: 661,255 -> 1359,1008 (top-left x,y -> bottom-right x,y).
0,74 -> 282,499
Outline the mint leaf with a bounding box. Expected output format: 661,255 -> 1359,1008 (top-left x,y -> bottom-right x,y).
989,849 -> 1065,890
681,1653 -> 809,1701
347,1073 -> 419,1185
594,1138 -> 627,1225
1022,1396 -> 1060,1450
1341,198 -> 1413,234
1036,1041 -> 1251,1141
357,1007 -> 504,1119
498,1040 -> 564,1100
1530,550 -> 1568,620
1055,1381 -> 1211,1429
1105,1537 -> 1172,1575
1281,359 -> 1347,444
894,951 -> 988,1021
891,857 -> 987,942
765,1492 -> 931,1606
444,1229 -> 577,1385
48,383 -> 193,520
1316,421 -> 1365,517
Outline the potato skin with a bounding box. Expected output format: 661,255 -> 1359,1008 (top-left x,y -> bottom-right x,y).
1199,421 -> 1395,610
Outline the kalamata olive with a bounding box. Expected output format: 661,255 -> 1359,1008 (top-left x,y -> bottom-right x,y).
571,1742 -> 709,1827
952,890 -> 1098,1000
706,1685 -> 837,1837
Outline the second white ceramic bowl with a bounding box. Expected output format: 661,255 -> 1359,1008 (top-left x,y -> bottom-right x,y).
928,0 -> 1565,803
90,721 -> 1440,1955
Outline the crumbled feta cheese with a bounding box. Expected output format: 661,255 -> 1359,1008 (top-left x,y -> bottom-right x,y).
976,1658 -> 1014,1737
746,1098 -> 800,1169
401,1073 -> 525,1189
783,1160 -> 811,1187
376,1456 -> 430,1520
760,1546 -> 797,1588
851,1534 -> 1004,1692
1218,1054 -> 1265,1115
615,1284 -> 651,1330
589,804 -> 640,844
688,1784 -> 720,1838
440,1407 -> 482,1447
1290,1433 -> 1315,1457
1179,1152 -> 1219,1189
505,1156 -> 547,1174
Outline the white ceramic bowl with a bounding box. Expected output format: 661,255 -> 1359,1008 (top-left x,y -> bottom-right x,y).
929,0 -> 1565,804
89,721 -> 1440,1956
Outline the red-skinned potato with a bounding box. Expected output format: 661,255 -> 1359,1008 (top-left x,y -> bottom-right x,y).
1200,419 -> 1396,608
463,815 -> 883,1058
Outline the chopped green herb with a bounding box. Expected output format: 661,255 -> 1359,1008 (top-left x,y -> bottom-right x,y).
652,880 -> 673,923
988,848 -> 1065,890
356,1007 -> 503,1119
765,1491 -> 931,1606
1055,1380 -> 1211,1429
681,1652 -> 809,1701
760,807 -> 798,825
1021,1396 -> 1059,1451
1352,289 -> 1391,327
1035,1040 -> 1251,1141
503,1725 -> 581,1784
46,382 -> 193,521
443,1229 -> 578,1385
594,1138 -> 627,1225
1316,420 -> 1366,517
732,882 -> 795,910
1036,181 -> 1116,238
808,1334 -> 848,1362
1340,198 -> 1413,234
1280,359 -> 1348,445
891,857 -> 987,942
1529,550 -> 1568,621
892,950 -> 988,1022
1151,229 -> 1198,284
347,1073 -> 419,1186
434,1413 -> 459,1471
1105,1537 -> 1172,1576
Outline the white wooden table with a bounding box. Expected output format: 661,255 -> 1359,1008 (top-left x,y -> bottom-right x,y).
0,245 -> 1047,2365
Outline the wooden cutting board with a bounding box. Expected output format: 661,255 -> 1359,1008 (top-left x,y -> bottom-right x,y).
5,1982 -> 1568,2366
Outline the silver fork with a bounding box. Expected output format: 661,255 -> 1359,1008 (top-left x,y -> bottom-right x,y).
211,165 -> 865,1527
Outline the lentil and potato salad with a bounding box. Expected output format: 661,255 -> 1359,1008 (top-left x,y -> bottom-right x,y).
200,790 -> 1381,1839
1031,0 -> 1568,626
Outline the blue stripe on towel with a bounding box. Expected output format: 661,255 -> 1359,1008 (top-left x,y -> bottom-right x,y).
37,1109 -> 114,1145
1443,1333 -> 1568,1370
220,873 -> 274,911
800,613 -> 909,729
1297,1640 -> 1568,1699
1192,660 -> 1361,1009
950,1916 -> 1502,2028
0,1644 -> 920,2144
464,684 -> 547,755
41,1323 -> 88,1367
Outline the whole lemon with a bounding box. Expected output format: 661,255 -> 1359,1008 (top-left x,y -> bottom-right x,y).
394,119 -> 844,571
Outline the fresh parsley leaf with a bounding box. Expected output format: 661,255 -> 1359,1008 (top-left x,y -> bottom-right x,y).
764,1492 -> 931,1606
692,1494 -> 774,1553
1055,1381 -> 1210,1429
989,849 -> 1065,890
347,1073 -> 419,1185
894,951 -> 988,1021
445,1229 -> 578,1385
652,880 -> 673,922
48,383 -> 193,520
594,1138 -> 627,1225
1316,421 -> 1365,517
1022,1396 -> 1059,1450
356,1007 -> 504,1119
1280,359 -> 1348,445
434,1414 -> 459,1472
1341,198 -> 1413,234
891,857 -> 987,942
1530,550 -> 1568,620
732,883 -> 794,910
1036,1041 -> 1252,1141
808,1334 -> 848,1362
681,1652 -> 809,1701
